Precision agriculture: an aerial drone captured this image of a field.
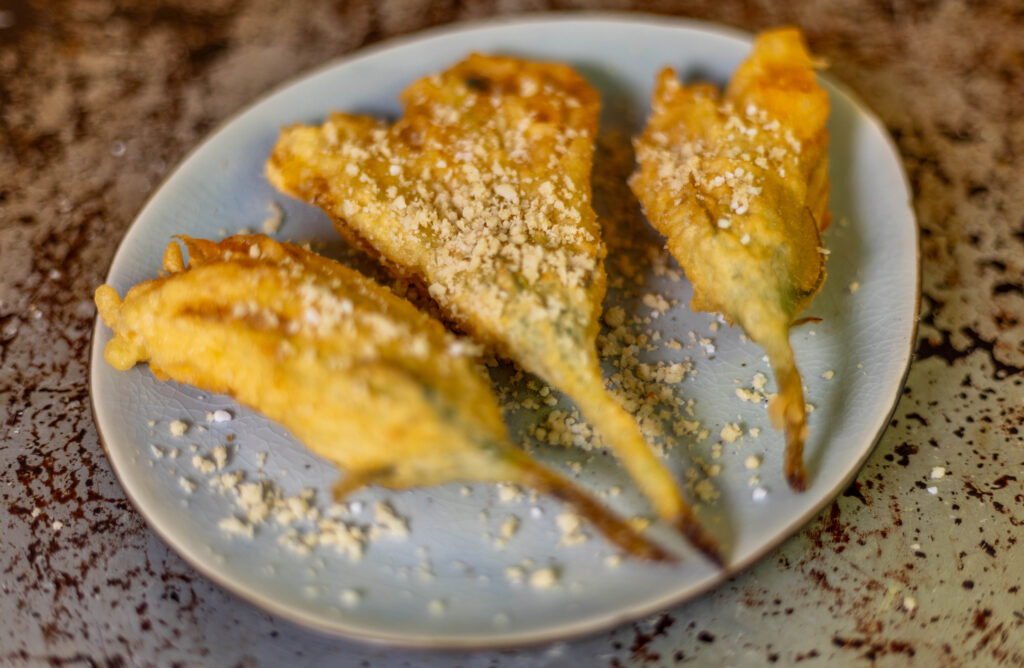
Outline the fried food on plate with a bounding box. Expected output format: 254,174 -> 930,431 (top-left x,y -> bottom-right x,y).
94,234 -> 673,561
267,54 -> 720,563
630,27 -> 830,491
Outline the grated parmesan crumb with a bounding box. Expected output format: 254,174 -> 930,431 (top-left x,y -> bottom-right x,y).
218,516 -> 254,538
504,566 -> 526,584
604,305 -> 626,328
930,466 -> 946,480
555,512 -> 587,546
210,445 -> 229,471
497,483 -> 523,503
372,501 -> 409,538
262,202 -> 284,234
694,479 -> 719,503
604,554 -> 623,568
529,567 -> 560,589
495,515 -> 520,548
169,420 -> 188,437
191,455 -> 215,475
641,293 -> 671,313
720,422 -> 743,443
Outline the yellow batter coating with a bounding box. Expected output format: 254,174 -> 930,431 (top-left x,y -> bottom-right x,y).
95,235 -> 672,560
267,54 -> 719,563
630,28 -> 831,491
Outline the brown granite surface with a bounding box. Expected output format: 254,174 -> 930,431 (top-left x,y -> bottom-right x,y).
2,0 -> 1023,665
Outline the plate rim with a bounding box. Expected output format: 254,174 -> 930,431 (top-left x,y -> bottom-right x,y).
89,11 -> 921,650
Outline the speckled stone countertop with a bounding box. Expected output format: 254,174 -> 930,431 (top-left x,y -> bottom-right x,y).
2,1 -> 1022,665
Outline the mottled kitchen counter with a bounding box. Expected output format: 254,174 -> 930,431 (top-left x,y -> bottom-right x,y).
2,1 -> 1022,665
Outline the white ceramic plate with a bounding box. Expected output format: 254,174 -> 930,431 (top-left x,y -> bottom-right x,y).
90,14 -> 918,648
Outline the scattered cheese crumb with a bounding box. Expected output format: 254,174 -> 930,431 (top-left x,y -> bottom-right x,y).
262,202 -> 283,234
372,501 -> 409,538
604,554 -> 623,569
51,520 -> 63,531
744,455 -> 762,470
556,512 -> 587,546
179,477 -> 197,494
930,466 -> 946,480
849,281 -> 860,294
316,519 -> 365,561
497,515 -> 520,545
150,445 -> 165,458
752,487 -> 768,502
497,483 -> 523,503
218,516 -> 254,538
604,305 -> 626,328
191,455 -> 216,475
169,420 -> 188,437
720,423 -> 743,443
903,596 -> 917,612
31,507 -> 41,518
504,566 -> 526,584
340,589 -> 362,607
628,516 -> 651,532
822,370 -> 835,380
641,293 -> 671,313
927,486 -> 938,495
529,567 -> 560,589
694,479 -> 719,503
211,445 -> 229,471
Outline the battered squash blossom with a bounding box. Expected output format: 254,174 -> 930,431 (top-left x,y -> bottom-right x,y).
94,235 -> 673,561
267,54 -> 720,563
630,27 -> 831,491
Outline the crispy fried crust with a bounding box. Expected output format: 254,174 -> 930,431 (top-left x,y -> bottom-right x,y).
630,27 -> 831,491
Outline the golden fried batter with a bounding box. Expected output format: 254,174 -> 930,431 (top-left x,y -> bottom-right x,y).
94,235 -> 671,560
630,28 -> 830,491
267,54 -> 719,563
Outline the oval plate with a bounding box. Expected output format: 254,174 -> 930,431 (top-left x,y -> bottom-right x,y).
90,14 -> 918,649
